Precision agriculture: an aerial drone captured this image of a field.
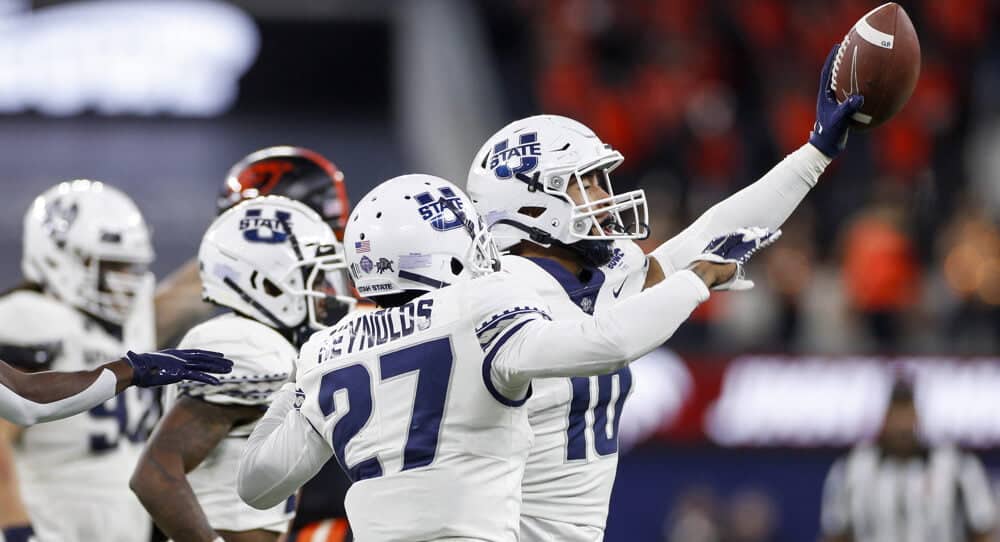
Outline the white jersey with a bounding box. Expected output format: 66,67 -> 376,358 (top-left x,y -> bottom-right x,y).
237,263 -> 708,542
506,240 -> 648,539
293,273 -> 548,542
165,313 -> 297,533
0,289 -> 155,542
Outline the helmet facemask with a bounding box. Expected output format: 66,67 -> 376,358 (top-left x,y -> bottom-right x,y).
505,163 -> 649,266
87,258 -> 150,324
277,242 -> 356,331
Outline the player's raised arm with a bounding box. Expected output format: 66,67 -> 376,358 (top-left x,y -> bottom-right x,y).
649,46 -> 863,278
487,229 -> 779,397
0,349 -> 232,426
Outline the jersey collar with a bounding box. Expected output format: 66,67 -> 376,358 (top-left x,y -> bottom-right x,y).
526,257 -> 605,315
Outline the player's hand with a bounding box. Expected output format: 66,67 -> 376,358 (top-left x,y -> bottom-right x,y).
690,227 -> 781,290
1,525 -> 37,542
124,349 -> 234,388
809,44 -> 865,159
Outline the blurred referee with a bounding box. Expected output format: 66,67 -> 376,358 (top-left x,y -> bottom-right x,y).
821,381 -> 996,542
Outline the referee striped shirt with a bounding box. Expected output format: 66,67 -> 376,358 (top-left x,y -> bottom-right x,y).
821,444 -> 997,542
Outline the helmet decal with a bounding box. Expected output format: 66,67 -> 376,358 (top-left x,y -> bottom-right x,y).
239,208 -> 291,244
415,186 -> 466,232
489,132 -> 540,179
42,198 -> 79,249
236,159 -> 296,194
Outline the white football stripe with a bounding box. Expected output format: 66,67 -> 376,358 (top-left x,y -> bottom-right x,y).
852,111 -> 873,124
855,5 -> 895,49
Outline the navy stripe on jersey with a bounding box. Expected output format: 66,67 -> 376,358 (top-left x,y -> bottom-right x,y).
179,372 -> 290,403
481,319 -> 535,407
475,307 -> 551,351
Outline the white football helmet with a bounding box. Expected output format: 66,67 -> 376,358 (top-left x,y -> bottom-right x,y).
467,114 -> 649,253
199,196 -> 355,332
22,180 -> 154,324
344,174 -> 500,299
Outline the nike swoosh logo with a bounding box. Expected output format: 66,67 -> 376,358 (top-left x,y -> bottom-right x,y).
612,279 -> 627,298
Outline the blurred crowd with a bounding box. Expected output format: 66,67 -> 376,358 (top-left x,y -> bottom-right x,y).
485,0 -> 1000,354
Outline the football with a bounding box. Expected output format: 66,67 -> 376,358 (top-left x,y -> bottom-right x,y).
830,2 -> 921,130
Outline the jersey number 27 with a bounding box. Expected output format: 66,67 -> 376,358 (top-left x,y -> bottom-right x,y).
318,337 -> 453,482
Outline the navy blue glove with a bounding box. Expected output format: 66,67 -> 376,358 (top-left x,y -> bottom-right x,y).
2,525 -> 36,542
124,349 -> 233,388
693,227 -> 782,290
809,45 -> 865,159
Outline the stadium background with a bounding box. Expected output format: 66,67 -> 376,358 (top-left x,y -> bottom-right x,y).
0,0 -> 997,539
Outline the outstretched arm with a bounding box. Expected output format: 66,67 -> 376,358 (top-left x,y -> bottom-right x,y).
0,361 -> 122,426
649,143 -> 828,275
648,45 -> 862,281
487,229 -> 779,400
0,350 -> 232,426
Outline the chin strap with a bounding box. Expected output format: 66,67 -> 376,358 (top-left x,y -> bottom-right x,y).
492,218 -> 614,267
493,218 -> 554,246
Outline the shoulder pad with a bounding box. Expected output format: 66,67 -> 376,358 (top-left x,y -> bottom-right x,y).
176,314 -> 296,405
0,291 -> 80,345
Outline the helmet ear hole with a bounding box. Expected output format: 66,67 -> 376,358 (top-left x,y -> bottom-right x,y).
262,278 -> 283,297
450,257 -> 464,276
517,206 -> 545,218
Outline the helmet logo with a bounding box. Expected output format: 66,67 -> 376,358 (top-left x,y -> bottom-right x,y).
375,257 -> 394,274
240,208 -> 291,244
42,198 -> 79,249
238,160 -> 295,195
414,187 -> 466,232
489,132 -> 540,179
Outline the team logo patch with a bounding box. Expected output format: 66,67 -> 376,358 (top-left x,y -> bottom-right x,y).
489,132 -> 541,179
239,209 -> 291,244
376,258 -> 394,274
414,187 -> 466,232
359,255 -> 374,274
579,296 -> 594,314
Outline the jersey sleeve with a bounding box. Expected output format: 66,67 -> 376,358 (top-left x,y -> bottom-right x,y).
650,143 -> 829,274
175,317 -> 295,406
820,457 -> 851,537
484,270 -> 709,399
957,451 -> 998,534
237,383 -> 333,509
471,279 -> 555,405
0,368 -> 118,426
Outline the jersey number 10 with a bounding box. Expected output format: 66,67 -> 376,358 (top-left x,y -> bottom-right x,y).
565,368 -> 632,461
